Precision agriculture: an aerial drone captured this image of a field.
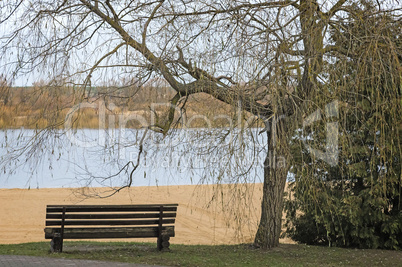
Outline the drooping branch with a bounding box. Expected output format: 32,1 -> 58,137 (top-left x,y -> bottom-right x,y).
94,127 -> 149,198
83,42 -> 127,91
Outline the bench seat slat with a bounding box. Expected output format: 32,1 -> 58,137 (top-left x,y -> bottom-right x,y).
46,213 -> 176,220
46,219 -> 175,226
45,226 -> 175,239
46,205 -> 177,213
47,204 -> 178,208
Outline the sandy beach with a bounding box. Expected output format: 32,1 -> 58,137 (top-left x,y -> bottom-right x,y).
0,184 -> 292,245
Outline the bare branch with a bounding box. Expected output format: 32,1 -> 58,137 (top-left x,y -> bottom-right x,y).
142,1 -> 164,45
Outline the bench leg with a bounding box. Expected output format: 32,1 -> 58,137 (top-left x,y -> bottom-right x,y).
157,232 -> 171,252
50,233 -> 63,253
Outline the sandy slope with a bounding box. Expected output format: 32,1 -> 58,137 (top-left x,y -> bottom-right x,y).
0,184 -> 293,245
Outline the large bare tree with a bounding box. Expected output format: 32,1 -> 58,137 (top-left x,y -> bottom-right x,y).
1,0 -> 400,248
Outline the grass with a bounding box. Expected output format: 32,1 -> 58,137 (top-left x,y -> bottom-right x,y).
0,241 -> 401,266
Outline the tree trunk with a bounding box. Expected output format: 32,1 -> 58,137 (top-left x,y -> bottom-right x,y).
255,1 -> 324,249
254,119 -> 290,249
253,0 -> 326,249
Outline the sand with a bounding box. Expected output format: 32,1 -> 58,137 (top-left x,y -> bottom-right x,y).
0,184 -> 293,245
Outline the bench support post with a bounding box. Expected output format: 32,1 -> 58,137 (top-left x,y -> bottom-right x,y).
158,230 -> 171,252
50,233 -> 62,252
60,206 -> 66,252
157,205 -> 170,251
51,206 -> 65,253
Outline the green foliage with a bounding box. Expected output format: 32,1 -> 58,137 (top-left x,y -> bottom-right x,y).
284,3 -> 402,250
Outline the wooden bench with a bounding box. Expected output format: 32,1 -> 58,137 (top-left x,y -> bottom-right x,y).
44,204 -> 178,252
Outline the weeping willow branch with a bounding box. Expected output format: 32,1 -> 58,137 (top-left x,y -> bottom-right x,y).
89,127 -> 149,199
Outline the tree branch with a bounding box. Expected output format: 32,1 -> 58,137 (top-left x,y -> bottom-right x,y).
83,42 -> 127,90
161,1 -> 299,17
79,0 -> 184,94
142,1 -> 164,46
80,1 -> 277,119
325,0 -> 347,18
105,0 -> 119,22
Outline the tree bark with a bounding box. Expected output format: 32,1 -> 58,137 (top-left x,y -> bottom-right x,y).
254,118 -> 290,249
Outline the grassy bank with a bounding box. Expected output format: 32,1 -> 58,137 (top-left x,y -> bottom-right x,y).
0,241 -> 401,266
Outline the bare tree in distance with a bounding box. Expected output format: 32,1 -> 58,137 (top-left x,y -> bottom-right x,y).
0,0 -> 401,248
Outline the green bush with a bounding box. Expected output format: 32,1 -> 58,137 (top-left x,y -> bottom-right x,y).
284,3 -> 402,250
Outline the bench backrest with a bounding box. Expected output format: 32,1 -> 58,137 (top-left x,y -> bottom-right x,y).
45,204 -> 178,238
